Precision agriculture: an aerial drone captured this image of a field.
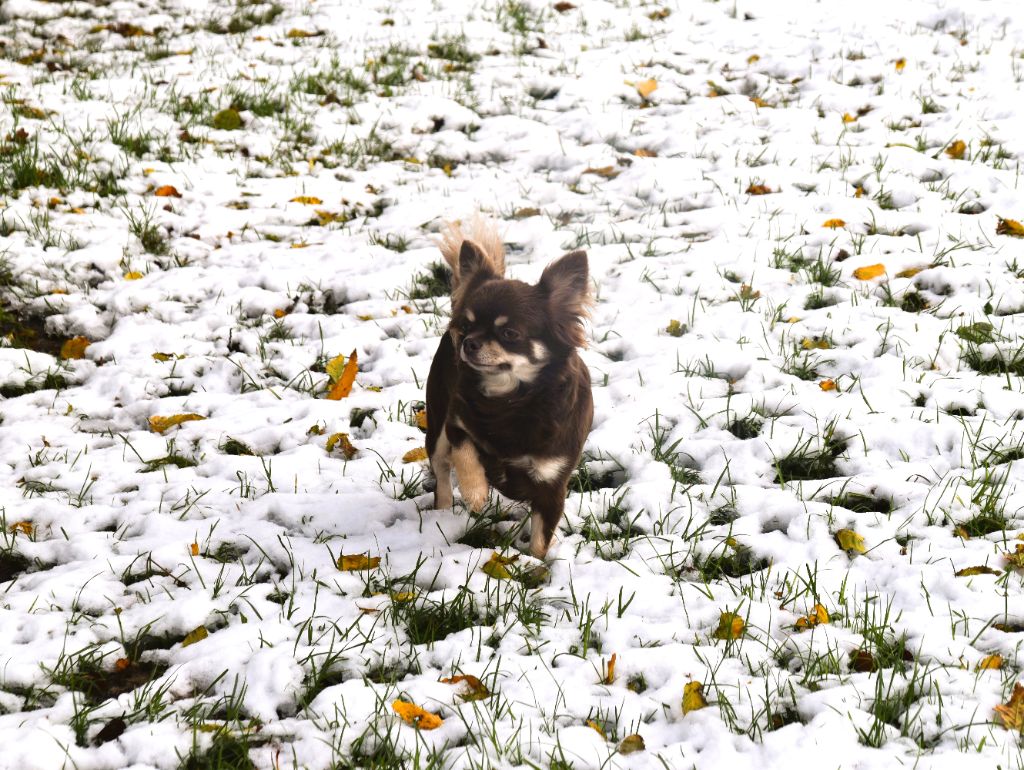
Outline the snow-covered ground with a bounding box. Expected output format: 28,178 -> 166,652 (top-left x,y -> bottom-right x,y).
2,0 -> 1024,767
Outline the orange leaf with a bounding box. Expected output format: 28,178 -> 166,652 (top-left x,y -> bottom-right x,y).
819,379 -> 837,391
604,653 -> 617,684
123,271 -> 144,280
895,57 -> 906,73
326,432 -> 357,459
945,140 -> 966,160
403,447 -> 428,463
392,700 -> 443,730
634,148 -> 657,157
60,336 -> 90,360
996,217 -> 1024,237
583,165 -> 619,179
853,263 -> 886,280
414,409 -> 428,430
325,350 -> 358,400
636,79 -> 657,99
822,218 -> 845,229
586,720 -> 606,738
842,113 -> 857,123
154,185 -> 181,198
713,612 -> 745,640
338,553 -> 380,571
190,541 -> 199,556
978,654 -> 1004,671
440,674 -> 490,701
745,183 -> 773,195
995,683 -> 1024,729
9,521 -> 34,536
149,413 -> 205,433
290,195 -> 323,205
114,657 -> 131,671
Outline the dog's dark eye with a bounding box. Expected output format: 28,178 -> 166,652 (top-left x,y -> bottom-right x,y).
456,318 -> 471,333
500,328 -> 521,343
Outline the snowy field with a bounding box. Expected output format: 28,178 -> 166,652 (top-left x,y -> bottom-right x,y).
2,0 -> 1024,767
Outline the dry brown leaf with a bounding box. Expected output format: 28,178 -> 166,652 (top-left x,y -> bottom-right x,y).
149,413 -> 206,433
995,683 -> 1024,729
392,700 -> 443,730
326,350 -> 358,400
619,734 -> 646,754
9,521 -> 33,537
326,432 -> 357,459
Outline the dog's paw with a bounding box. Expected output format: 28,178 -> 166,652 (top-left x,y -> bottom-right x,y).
461,481 -> 490,512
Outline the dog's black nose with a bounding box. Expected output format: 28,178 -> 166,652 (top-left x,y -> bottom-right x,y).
463,336 -> 482,354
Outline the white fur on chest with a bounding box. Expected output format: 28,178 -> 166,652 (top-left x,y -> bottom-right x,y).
508,454 -> 568,484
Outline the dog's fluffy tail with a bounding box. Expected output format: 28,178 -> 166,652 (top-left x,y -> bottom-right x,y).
438,217 -> 505,289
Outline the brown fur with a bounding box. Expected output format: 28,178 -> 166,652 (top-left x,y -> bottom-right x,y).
426,226 -> 593,559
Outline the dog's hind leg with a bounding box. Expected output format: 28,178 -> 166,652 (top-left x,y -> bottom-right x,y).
431,428 -> 454,509
529,486 -> 566,559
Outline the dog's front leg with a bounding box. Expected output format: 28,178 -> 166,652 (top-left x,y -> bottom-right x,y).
446,423 -> 489,512
529,485 -> 567,559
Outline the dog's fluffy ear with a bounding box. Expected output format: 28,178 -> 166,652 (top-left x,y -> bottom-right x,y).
459,240 -> 495,283
539,250 -> 591,349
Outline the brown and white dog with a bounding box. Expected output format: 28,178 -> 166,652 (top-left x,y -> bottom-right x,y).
425,221 -> 593,559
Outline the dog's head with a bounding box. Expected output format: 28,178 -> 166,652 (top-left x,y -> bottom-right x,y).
449,241 -> 590,397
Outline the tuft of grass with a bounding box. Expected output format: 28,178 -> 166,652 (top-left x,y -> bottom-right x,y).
219,437 -> 256,456
774,423 -> 846,483
409,262 -> 453,299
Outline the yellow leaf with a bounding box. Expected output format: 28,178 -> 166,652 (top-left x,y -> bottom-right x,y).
854,185 -> 865,198
583,165 -> 620,179
895,266 -> 924,278
440,674 -> 490,701
586,720 -> 606,738
819,379 -> 837,391
338,553 -> 380,571
978,654 -> 1004,671
795,603 -> 830,630
745,183 -> 773,195
853,263 -> 886,280
290,196 -> 323,205
604,653 -> 617,684
682,681 -> 708,714
60,336 -> 90,360
149,413 -> 206,433
666,319 -> 684,337
619,734 -> 646,754
842,113 -> 857,123
414,409 -> 428,430
392,700 -> 443,730
955,565 -> 1001,577
713,612 -> 745,640
154,185 -> 181,198
995,683 -> 1024,729
273,308 -> 287,319
895,57 -> 906,73
1005,543 -> 1024,569
636,79 -> 657,99
482,551 -> 518,579
835,528 -> 866,554
182,626 -> 208,647
747,54 -> 760,65
325,350 -> 358,400
945,140 -> 966,160
123,271 -> 144,280
801,337 -> 831,350
190,541 -> 199,556
391,591 -> 415,602
822,218 -> 846,229
403,447 -> 428,463
326,432 -> 357,459
151,352 -> 182,361
749,96 -> 771,108
634,148 -> 657,157
996,217 -> 1024,237
9,521 -> 33,537
286,28 -> 316,38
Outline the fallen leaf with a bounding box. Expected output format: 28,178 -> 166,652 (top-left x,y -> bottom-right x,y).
273,308 -> 287,318
634,148 -> 657,157
713,612 -> 745,640
583,165 -> 620,179
842,113 -> 857,123
149,413 -> 205,433
978,654 -> 1004,671
853,263 -> 886,280
604,653 -> 617,685
636,78 -> 658,99
801,337 -> 831,350
995,683 -> 1024,729
151,352 -> 182,362
326,432 -> 357,459
795,603 -> 830,630
553,1 -> 576,11
822,218 -> 846,228
745,183 -> 773,195
190,541 -> 199,557
440,674 -> 490,701
996,217 -> 1024,237
211,108 -> 242,131
114,658 -> 131,672
392,700 -> 443,730
666,319 -> 684,337
819,379 -> 837,391
482,551 -> 519,579
513,207 -> 541,219
682,681 -> 708,714
414,409 -> 428,430
403,447 -> 428,463
286,28 -> 317,38
619,734 -> 646,754
956,565 -> 1002,577
326,350 -> 358,400
1005,544 -> 1024,570
60,336 -> 90,360
955,322 -> 995,345
290,195 -> 323,205
123,271 -> 144,280
850,649 -> 875,672
586,720 -> 606,738
182,626 -> 208,647
749,95 -> 772,108
154,185 -> 181,198
895,266 -> 925,278
835,528 -> 866,554
945,140 -> 966,160
338,553 -> 380,571
9,521 -> 33,536
747,54 -> 760,65
895,57 -> 906,73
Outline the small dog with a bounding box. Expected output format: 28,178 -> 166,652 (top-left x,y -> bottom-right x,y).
425,220 -> 593,559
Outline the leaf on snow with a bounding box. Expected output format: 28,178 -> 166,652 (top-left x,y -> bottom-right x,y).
835,528 -> 866,554
996,217 -> 1024,237
182,626 -> 208,647
337,553 -> 381,571
619,734 -> 646,754
325,350 -> 358,400
945,140 -> 966,160
290,195 -> 323,205
822,218 -> 845,229
60,336 -> 90,360
955,565 -> 1001,577
482,551 -> 518,579
440,674 -> 490,701
636,79 -> 657,99
149,413 -> 206,433
795,603 -> 830,630
326,432 -> 357,459
402,447 -> 428,463
978,654 -> 1004,671
682,681 -> 708,714
713,612 -> 745,640
603,652 -> 617,685
995,683 -> 1024,729
154,185 -> 181,198
852,264 -> 886,280
392,699 -> 443,730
